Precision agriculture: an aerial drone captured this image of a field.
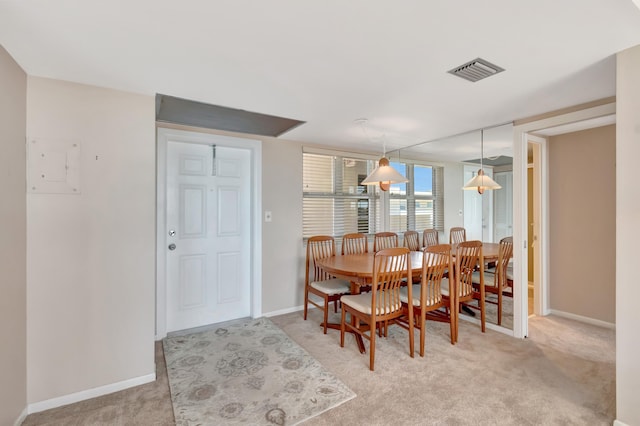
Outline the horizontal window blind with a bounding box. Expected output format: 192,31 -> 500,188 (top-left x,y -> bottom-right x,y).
303,153 -> 380,239
303,152 -> 444,240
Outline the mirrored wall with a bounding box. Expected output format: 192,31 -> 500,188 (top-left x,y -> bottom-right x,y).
390,123 -> 514,330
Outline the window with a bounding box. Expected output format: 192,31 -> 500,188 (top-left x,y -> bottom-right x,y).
303,153 -> 381,238
303,151 -> 444,239
388,162 -> 444,233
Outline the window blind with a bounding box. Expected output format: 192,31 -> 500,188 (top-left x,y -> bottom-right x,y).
303,153 -> 380,239
303,152 -> 444,240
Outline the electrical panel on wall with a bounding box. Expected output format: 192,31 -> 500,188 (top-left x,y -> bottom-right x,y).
27,138 -> 81,194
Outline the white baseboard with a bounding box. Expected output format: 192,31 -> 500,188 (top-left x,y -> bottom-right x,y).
614,420 -> 630,426
263,304 -> 305,318
548,309 -> 616,329
14,406 -> 28,426
27,373 -> 156,415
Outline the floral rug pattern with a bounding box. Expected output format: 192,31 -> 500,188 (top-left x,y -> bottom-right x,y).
163,317 -> 356,425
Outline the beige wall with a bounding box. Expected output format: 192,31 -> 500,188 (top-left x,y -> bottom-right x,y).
0,45 -> 27,425
261,137 -> 305,313
616,44 -> 640,426
548,125 -> 615,324
26,78 -> 156,404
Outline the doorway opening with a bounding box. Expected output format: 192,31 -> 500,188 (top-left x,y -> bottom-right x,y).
513,100 -> 615,338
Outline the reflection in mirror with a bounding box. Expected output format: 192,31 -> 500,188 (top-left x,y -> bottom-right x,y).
392,123 -> 514,330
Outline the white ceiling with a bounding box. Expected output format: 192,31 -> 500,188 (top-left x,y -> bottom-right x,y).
1,0 -> 639,157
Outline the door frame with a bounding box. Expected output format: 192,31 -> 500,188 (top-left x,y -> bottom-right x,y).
526,136 -> 547,318
155,127 -> 262,339
512,101 -> 615,338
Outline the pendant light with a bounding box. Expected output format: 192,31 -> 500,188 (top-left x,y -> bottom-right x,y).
462,128 -> 502,194
357,118 -> 408,191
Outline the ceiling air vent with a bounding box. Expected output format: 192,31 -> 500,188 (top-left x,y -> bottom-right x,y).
448,58 -> 505,82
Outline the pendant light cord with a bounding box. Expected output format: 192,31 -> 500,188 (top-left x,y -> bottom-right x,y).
480,128 -> 484,176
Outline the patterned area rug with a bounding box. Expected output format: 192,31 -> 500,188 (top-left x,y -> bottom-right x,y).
163,317 -> 356,425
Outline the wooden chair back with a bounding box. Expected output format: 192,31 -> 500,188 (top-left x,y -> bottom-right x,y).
342,233 -> 369,255
420,244 -> 452,309
371,247 -> 411,320
305,236 -> 336,284
494,236 -> 513,290
449,227 -> 467,244
455,240 -> 482,300
373,232 -> 398,252
423,229 -> 439,248
403,230 -> 420,251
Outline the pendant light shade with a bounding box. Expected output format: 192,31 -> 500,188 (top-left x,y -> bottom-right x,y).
462,128 -> 502,194
361,156 -> 409,191
356,118 -> 408,191
463,169 -> 502,194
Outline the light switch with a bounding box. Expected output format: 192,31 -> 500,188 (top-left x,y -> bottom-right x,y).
264,211 -> 272,222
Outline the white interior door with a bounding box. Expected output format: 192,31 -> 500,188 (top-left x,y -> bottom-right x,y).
166,141 -> 251,332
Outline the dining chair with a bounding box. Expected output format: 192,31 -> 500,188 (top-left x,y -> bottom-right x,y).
340,247 -> 413,371
449,227 -> 467,244
423,229 -> 439,248
373,232 -> 398,252
454,240 -> 485,341
472,236 -> 513,326
342,232 -> 369,255
398,244 -> 454,357
402,230 -> 421,251
304,236 -> 351,334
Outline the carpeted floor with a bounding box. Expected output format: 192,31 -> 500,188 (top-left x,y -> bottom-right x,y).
22,342 -> 175,425
22,311 -> 614,425
275,311 -> 615,425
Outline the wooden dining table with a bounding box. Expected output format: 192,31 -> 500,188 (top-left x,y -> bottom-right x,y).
451,241 -> 501,263
315,251 -> 424,353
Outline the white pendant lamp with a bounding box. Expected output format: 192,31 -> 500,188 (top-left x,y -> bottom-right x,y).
463,129 -> 502,194
357,119 -> 408,191
361,156 -> 409,191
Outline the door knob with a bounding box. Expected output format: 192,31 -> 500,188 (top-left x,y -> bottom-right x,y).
168,243 -> 176,250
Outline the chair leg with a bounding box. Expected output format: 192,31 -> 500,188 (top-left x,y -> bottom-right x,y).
449,312 -> 455,345
453,298 -> 459,343
340,307 -> 346,347
369,326 -> 376,371
419,310 -> 426,357
479,290 -> 486,333
334,299 -> 338,313
497,291 -> 503,326
303,288 -> 309,320
322,296 -> 329,334
408,311 -> 415,359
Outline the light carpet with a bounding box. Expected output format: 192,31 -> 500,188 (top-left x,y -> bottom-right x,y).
460,292 -> 514,330
273,310 -> 615,425
163,317 -> 356,425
